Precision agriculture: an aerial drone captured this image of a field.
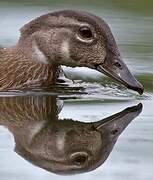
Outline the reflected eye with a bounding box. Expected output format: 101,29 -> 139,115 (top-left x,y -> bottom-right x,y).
73,155 -> 87,165
70,152 -> 88,166
78,26 -> 93,40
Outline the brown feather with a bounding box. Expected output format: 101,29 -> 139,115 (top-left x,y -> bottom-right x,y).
0,48 -> 59,90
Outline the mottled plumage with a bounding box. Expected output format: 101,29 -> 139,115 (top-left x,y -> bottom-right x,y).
0,48 -> 58,90
0,95 -> 142,174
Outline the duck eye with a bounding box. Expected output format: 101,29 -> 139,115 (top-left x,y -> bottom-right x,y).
72,155 -> 87,165
78,26 -> 93,40
70,152 -> 88,166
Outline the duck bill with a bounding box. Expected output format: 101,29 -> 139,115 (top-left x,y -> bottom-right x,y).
96,57 -> 144,95
94,103 -> 143,135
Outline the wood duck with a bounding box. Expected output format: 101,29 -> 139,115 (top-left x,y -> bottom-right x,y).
0,10 -> 144,94
0,95 -> 142,174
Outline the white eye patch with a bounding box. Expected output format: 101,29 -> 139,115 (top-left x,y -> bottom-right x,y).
56,130 -> 66,151
33,42 -> 48,64
61,40 -> 70,60
27,121 -> 46,144
60,40 -> 77,67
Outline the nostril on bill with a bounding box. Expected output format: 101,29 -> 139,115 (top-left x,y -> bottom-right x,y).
113,61 -> 122,69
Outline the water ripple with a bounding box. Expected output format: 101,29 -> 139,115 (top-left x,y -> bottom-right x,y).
0,82 -> 151,102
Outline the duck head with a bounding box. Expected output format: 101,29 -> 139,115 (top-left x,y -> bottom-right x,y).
19,10 -> 144,94
15,102 -> 142,175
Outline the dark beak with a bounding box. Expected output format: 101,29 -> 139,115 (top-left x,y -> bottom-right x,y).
96,56 -> 144,95
94,103 -> 142,135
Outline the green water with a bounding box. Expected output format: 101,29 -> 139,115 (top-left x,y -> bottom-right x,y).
0,0 -> 153,180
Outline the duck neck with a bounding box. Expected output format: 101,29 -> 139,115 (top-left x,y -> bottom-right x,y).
0,46 -> 59,90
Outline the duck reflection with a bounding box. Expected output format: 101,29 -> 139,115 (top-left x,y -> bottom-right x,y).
0,95 -> 142,174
